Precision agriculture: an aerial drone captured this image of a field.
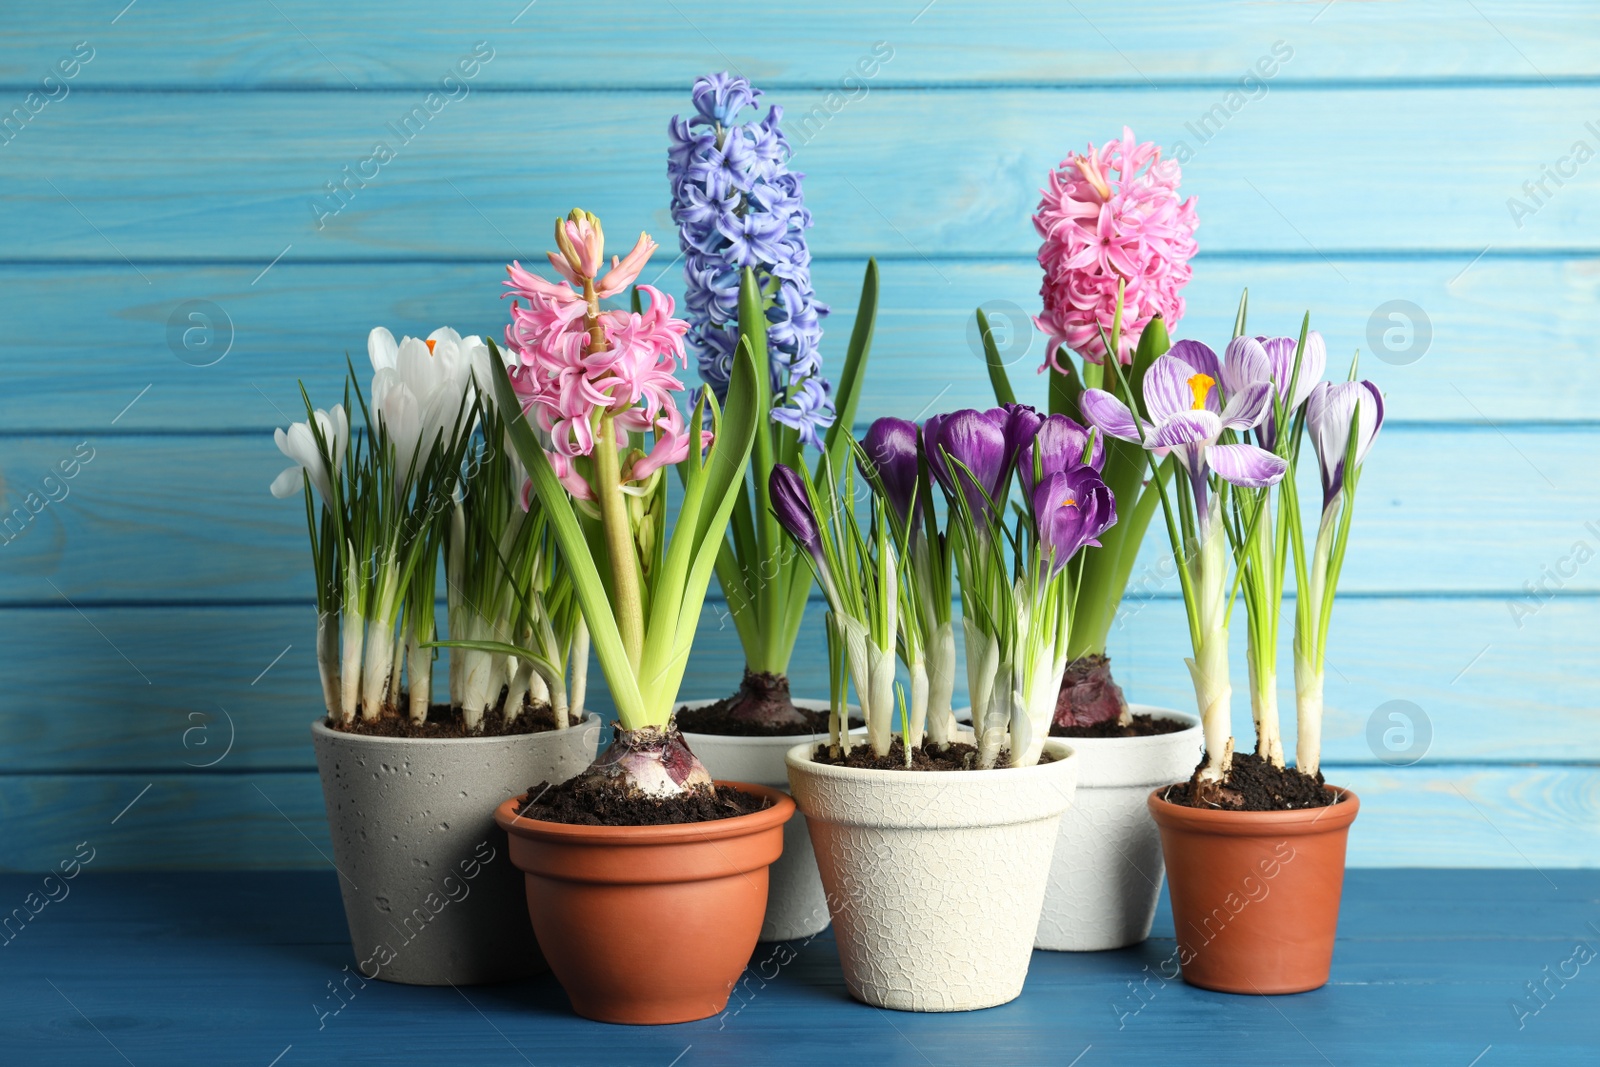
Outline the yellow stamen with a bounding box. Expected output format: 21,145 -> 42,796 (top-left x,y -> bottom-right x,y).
424,338 -> 437,354
1187,372 -> 1215,410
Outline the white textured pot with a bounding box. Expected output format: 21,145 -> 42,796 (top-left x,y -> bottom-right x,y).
785,738 -> 1079,1011
1034,705 -> 1203,951
681,697 -> 855,942
310,714 -> 601,985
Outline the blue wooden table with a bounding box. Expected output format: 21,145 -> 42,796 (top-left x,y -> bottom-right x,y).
3,869 -> 1593,1065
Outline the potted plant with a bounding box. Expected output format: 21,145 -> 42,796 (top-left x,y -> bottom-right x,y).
1081,301 -> 1381,993
778,402 -> 1113,1012
665,72 -> 877,942
983,131 -> 1205,950
273,329 -> 599,986
477,210 -> 793,1025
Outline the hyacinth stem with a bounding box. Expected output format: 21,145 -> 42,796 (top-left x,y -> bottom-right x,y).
591,410 -> 644,669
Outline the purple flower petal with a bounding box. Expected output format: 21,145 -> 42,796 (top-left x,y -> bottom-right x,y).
1307,379 -> 1384,506
1032,466 -> 1117,575
1219,380 -> 1275,432
1079,388 -> 1144,443
925,408 -> 1009,521
1148,410 -> 1221,449
1221,336 -> 1271,399
1208,443 -> 1288,488
1021,413 -> 1105,494
769,463 -> 822,560
860,417 -> 922,526
1142,352 -> 1206,424
1169,339 -> 1221,384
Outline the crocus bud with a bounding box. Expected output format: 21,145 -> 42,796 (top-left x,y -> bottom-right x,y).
769,463 -> 822,561
924,408 -> 1010,524
859,417 -> 921,526
1307,380 -> 1383,508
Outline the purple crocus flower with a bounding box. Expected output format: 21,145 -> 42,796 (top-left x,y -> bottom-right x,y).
924,408 -> 1011,523
859,417 -> 922,526
1307,380 -> 1384,507
1020,413 -> 1105,494
1217,333 -> 1327,450
1081,349 -> 1287,518
769,463 -> 822,561
1033,466 -> 1117,575
670,74 -> 833,447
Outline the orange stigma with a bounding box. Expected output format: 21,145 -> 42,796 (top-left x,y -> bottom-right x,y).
1187,372 -> 1215,410
1059,496 -> 1077,509
424,338 -> 437,354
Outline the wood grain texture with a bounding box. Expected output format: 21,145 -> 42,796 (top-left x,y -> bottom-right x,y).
0,593 -> 1591,779
5,256 -> 1599,431
2,5 -> 1595,872
2,765 -> 1597,871
2,423 -> 1592,604
6,2 -> 1598,86
4,88 -> 1599,261
2,871 -> 1598,1066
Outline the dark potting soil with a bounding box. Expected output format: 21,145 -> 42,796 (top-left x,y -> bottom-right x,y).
513,778 -> 772,826
1162,750 -> 1338,811
810,737 -> 1012,772
327,694 -> 559,739
675,690 -> 829,736
1051,713 -> 1190,739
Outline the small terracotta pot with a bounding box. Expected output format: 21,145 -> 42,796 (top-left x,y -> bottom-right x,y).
494,782 -> 795,1024
1148,785 -> 1360,995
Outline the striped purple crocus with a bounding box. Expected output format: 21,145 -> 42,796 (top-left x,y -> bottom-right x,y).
1080,348 -> 1287,519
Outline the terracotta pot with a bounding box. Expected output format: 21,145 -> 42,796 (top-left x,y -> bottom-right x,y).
494,781 -> 795,1024
786,738 -> 1079,1012
1148,785 -> 1360,994
1036,707 -> 1202,952
310,715 -> 601,986
681,697 -> 862,942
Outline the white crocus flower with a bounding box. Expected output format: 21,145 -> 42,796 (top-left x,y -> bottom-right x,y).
368,327 -> 484,487
270,404 -> 348,504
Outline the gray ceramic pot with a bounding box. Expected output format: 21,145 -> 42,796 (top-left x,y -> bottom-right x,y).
310,714 -> 601,985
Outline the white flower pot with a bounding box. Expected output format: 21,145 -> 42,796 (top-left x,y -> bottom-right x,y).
785,738 -> 1079,1011
1034,705 -> 1203,951
310,714 -> 601,985
681,697 -> 852,942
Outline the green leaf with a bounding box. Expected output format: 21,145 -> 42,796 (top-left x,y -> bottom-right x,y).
424,638 -> 562,682
977,306 -> 1017,407
485,341 -> 645,723
1232,288 -> 1250,340
1048,352 -> 1083,422
821,258 -> 877,467
1130,313 -> 1170,419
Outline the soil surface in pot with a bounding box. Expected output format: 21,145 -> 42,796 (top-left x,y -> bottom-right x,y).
810,738 -> 1013,771
672,669 -> 816,736
1163,751 -> 1336,811
326,695 -> 559,738
1051,712 -> 1189,739
513,780 -> 772,826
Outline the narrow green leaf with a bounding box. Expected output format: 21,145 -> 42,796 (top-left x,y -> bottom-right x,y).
1232,288 -> 1250,339
977,306 -> 1017,407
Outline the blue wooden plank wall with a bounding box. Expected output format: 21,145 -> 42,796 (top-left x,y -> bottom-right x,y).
2,1 -> 1599,870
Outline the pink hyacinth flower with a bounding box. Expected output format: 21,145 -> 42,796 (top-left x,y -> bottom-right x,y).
1033,127 -> 1199,368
